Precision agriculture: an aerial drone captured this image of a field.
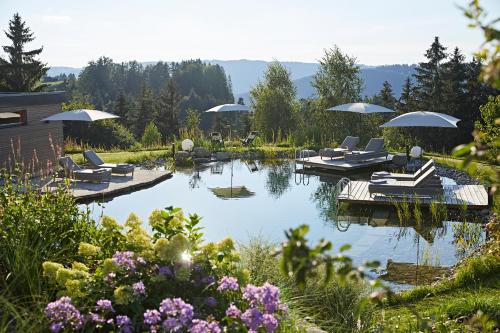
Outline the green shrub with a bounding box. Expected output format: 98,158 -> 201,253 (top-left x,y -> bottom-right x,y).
65,120 -> 136,149
141,121 -> 162,147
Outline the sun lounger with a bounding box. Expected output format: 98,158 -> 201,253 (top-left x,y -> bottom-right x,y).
84,150 -> 134,176
368,166 -> 443,197
319,136 -> 359,160
371,159 -> 435,181
210,132 -> 224,145
59,156 -> 111,183
240,131 -> 258,146
344,138 -> 388,163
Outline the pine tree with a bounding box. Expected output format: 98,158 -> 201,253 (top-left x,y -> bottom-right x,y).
132,83 -> 156,137
375,81 -> 397,109
156,79 -> 181,140
398,77 -> 417,114
0,13 -> 48,91
413,37 -> 447,112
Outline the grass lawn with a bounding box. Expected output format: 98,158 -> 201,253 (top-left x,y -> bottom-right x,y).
70,149 -> 171,165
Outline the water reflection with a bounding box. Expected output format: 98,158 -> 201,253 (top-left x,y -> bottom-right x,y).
82,159 -> 485,288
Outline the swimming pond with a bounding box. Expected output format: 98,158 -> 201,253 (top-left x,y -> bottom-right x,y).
82,159 -> 484,285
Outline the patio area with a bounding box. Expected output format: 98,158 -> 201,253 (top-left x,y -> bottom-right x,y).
47,168 -> 173,203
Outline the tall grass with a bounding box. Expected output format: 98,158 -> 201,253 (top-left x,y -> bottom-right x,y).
239,238 -> 375,333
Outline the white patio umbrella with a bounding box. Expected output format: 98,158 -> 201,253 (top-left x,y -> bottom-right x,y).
41,109 -> 120,122
204,104 -> 253,138
326,102 -> 395,114
380,111 -> 460,128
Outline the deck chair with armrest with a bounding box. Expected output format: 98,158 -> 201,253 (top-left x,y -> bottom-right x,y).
319,136 -> 359,160
371,159 -> 435,181
240,131 -> 258,146
344,138 -> 388,163
58,156 -> 111,183
210,132 -> 224,145
84,150 -> 134,176
368,166 -> 443,197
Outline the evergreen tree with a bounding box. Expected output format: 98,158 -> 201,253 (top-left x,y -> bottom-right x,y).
397,77 -> 417,113
374,81 -> 397,109
0,13 -> 48,92
237,97 -> 245,105
413,37 -> 447,112
250,61 -> 297,139
156,79 -> 181,140
132,83 -> 156,137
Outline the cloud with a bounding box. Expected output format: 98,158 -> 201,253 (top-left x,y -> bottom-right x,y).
42,15 -> 72,24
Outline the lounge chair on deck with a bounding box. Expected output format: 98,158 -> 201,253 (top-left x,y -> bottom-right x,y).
210,132 -> 224,145
371,159 -> 435,181
58,156 -> 111,183
368,166 -> 443,197
240,131 -> 258,146
344,138 -> 388,163
319,136 -> 359,160
84,150 -> 134,176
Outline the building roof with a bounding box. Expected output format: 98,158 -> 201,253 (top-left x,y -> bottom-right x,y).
0,91 -> 67,107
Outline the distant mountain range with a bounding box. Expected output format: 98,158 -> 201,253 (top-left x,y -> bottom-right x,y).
47,60 -> 416,101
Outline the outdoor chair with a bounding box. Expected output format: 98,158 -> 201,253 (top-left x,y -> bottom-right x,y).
240,131 -> 258,146
368,166 -> 443,197
58,156 -> 111,183
319,136 -> 359,160
344,138 -> 388,163
210,132 -> 224,145
84,150 -> 134,176
371,159 -> 435,181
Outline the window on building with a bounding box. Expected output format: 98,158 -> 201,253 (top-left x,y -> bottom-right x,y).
0,110 -> 27,128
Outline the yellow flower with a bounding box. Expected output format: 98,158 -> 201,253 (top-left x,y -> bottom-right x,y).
125,213 -> 142,229
56,268 -> 89,287
148,209 -> 164,229
217,237 -> 235,253
201,243 -> 217,257
154,238 -> 175,261
65,279 -> 86,298
42,261 -> 63,282
102,258 -> 118,275
114,285 -> 134,305
101,215 -> 122,231
170,234 -> 190,253
72,262 -> 89,272
78,242 -> 100,257
126,226 -> 152,251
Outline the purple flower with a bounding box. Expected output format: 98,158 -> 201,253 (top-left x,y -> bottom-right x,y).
137,256 -> 146,265
204,296 -> 217,307
144,309 -> 162,332
116,315 -> 132,333
262,314 -> 278,333
217,276 -> 239,291
159,297 -> 194,328
159,266 -> 173,277
104,272 -> 116,284
133,281 -> 146,296
201,276 -> 215,285
44,297 -> 83,332
260,283 -> 280,313
89,312 -> 105,324
241,308 -> 263,331
112,251 -> 137,271
225,304 -> 241,318
242,284 -> 261,306
96,299 -> 114,312
189,319 -> 221,333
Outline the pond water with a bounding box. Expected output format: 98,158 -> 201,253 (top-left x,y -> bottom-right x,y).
81,160 -> 484,288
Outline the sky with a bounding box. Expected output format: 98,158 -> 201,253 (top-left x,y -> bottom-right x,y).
0,0 -> 499,67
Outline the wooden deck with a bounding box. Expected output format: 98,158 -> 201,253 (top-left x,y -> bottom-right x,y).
296,155 -> 393,171
47,168 -> 173,203
337,180 -> 489,209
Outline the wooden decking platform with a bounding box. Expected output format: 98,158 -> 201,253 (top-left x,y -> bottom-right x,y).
47,168 -> 173,203
337,180 -> 489,209
296,155 -> 393,171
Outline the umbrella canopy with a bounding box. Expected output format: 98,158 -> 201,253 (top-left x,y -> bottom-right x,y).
380,111 -> 460,128
210,186 -> 255,199
205,104 -> 253,113
41,109 -> 120,122
326,103 -> 395,114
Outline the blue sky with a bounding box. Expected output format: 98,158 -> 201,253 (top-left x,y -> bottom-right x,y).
1,0 -> 498,67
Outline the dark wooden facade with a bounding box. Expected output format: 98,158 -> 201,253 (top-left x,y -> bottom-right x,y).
0,92 -> 66,175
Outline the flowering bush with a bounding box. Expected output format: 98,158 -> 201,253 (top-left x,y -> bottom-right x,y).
43,208 -> 288,332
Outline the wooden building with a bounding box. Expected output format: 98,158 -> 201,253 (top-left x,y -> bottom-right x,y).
0,92 -> 66,175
